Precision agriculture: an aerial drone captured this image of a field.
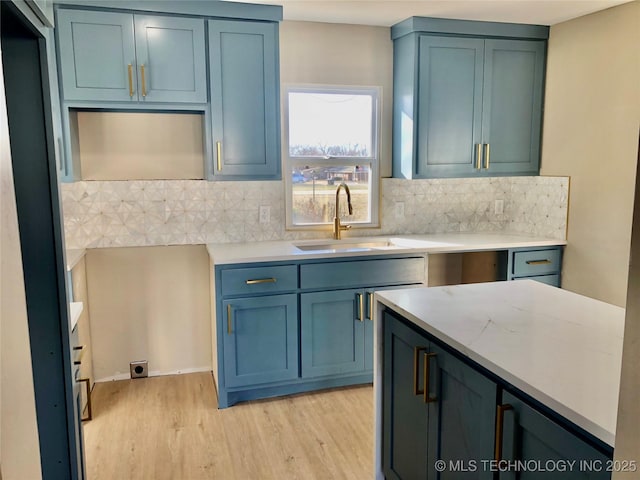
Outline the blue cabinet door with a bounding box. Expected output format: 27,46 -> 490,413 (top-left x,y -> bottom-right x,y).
430,343 -> 497,480
383,312 -> 497,480
223,294 -> 298,388
56,9 -> 137,102
365,286 -> 411,371
416,35 -> 484,178
481,40 -> 545,175
500,391 -> 610,480
300,289 -> 365,378
134,15 -> 207,104
382,313 -> 430,480
208,19 -> 281,179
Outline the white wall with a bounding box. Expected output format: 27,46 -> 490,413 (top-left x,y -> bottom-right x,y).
280,21 -> 394,177
86,246 -> 212,381
540,1 -> 640,306
614,150 -> 640,476
0,45 -> 42,480
77,112 -> 205,181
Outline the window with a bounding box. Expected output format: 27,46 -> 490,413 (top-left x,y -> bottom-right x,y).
285,85 -> 380,229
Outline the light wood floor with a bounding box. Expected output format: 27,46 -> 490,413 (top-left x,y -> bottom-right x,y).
83,372 -> 374,479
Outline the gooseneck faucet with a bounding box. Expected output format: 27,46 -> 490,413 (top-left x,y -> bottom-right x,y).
333,182 -> 353,239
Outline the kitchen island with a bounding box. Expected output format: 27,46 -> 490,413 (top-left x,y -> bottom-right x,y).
373,281 -> 626,479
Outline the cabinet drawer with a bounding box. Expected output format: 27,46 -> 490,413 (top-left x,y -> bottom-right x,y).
513,249 -> 561,277
300,257 -> 425,290
221,265 -> 297,297
515,274 -> 560,288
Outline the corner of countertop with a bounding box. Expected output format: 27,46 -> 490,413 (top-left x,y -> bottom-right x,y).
66,248 -> 86,271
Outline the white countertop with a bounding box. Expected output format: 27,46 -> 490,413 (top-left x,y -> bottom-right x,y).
69,301 -> 83,331
207,233 -> 566,264
375,281 -> 624,447
66,249 -> 86,271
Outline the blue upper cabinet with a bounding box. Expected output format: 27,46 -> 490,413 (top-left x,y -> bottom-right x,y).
56,9 -> 206,104
416,36 -> 484,178
481,39 -> 545,175
392,17 -> 548,178
134,15 -> 207,103
208,19 -> 281,179
57,9 -> 137,102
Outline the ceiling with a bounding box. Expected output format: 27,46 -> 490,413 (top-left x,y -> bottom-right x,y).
229,0 -> 632,27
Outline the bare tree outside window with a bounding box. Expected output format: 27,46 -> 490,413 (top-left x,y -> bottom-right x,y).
285,87 -> 380,229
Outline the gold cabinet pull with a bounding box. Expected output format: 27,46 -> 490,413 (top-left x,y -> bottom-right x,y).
526,259 -> 552,265
356,293 -> 364,322
475,143 -> 482,170
216,141 -> 222,171
245,278 -> 276,285
79,377 -> 92,421
495,404 -> 513,461
127,64 -> 134,97
140,64 -> 147,97
226,304 -> 232,334
368,292 -> 374,321
484,143 -> 490,169
423,352 -> 437,403
412,347 -> 427,395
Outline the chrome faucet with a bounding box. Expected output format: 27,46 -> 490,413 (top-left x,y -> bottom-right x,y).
333,182 -> 353,239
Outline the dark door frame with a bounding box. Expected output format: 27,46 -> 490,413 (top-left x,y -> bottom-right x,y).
1,2 -> 81,478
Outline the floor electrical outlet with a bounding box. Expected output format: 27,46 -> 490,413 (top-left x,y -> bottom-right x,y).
494,199 -> 504,215
130,360 -> 148,379
394,202 -> 405,219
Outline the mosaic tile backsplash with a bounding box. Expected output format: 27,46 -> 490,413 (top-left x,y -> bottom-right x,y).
60,176 -> 569,249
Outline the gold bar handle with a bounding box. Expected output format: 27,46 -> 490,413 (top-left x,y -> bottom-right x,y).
423,352 -> 437,403
216,141 -> 222,171
140,64 -> 147,97
127,64 -> 134,97
368,292 -> 374,321
484,143 -> 490,169
79,377 -> 92,421
526,259 -> 552,265
412,347 -> 427,395
495,404 -> 513,461
227,304 -> 232,334
246,278 -> 277,285
475,143 -> 482,170
356,293 -> 364,322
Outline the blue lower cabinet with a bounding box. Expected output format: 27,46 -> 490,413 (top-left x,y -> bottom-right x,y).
382,312 -> 497,480
383,313 -> 431,480
508,246 -> 563,287
301,289 -> 366,378
430,342 -> 497,480
500,392 -> 610,480
215,255 -> 426,407
384,310 -> 612,480
223,294 -> 298,388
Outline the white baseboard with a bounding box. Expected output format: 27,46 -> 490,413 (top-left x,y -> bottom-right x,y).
95,366 -> 212,383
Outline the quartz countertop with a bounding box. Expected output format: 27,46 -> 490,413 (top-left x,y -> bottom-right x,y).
375,281 -> 624,447
206,233 -> 566,265
66,249 -> 86,271
69,301 -> 83,331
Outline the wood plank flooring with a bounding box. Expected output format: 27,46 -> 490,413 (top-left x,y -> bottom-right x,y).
83,372 -> 374,479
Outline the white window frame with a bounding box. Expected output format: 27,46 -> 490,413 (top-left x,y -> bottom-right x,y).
284,84 -> 381,230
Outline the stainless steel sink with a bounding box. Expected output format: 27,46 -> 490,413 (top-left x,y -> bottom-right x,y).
294,241 -> 397,251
